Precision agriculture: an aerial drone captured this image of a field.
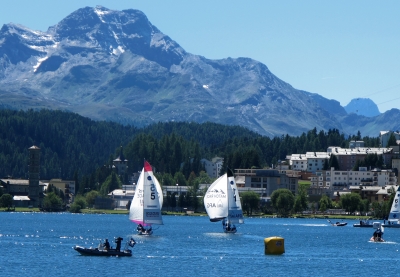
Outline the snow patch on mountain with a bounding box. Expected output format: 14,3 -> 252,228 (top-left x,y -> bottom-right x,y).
33,56 -> 49,72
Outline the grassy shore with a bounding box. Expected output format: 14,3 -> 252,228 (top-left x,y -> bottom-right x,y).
0,207 -> 41,212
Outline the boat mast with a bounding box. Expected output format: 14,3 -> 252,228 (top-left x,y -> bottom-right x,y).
226,172 -> 230,224
142,160 -> 146,225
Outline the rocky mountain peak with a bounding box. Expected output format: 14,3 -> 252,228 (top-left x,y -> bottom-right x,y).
45,6 -> 185,68
0,6 -> 399,138
344,98 -> 380,117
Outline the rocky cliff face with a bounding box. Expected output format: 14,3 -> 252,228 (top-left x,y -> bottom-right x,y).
0,6 -> 398,137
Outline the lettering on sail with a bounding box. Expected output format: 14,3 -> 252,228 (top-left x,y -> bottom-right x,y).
206,200 -> 223,209
206,189 -> 226,199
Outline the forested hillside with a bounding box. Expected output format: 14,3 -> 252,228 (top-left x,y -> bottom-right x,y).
0,109 -> 138,179
0,109 -> 380,193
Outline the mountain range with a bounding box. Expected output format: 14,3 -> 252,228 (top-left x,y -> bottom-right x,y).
0,5 -> 399,137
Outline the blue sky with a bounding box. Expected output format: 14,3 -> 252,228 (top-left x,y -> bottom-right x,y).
2,0 -> 400,113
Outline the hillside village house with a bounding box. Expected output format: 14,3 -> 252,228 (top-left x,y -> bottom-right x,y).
349,141 -> 365,148
201,157 -> 223,178
289,146 -> 394,174
380,131 -> 400,147
290,154 -> 308,171
328,146 -> 393,171
306,152 -> 330,173
113,146 -> 128,177
286,136 -> 400,205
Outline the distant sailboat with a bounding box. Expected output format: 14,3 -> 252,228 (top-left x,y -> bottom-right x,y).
204,168 -> 243,233
129,161 -> 163,235
383,186 -> 400,228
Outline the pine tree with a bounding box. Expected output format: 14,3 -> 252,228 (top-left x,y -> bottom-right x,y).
387,133 -> 398,147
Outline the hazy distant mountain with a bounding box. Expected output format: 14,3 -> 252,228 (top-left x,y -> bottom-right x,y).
344,98 -> 381,117
0,6 -> 399,137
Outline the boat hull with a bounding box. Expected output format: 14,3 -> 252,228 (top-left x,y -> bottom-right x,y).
138,230 -> 153,236
327,220 -> 347,226
370,237 -> 385,242
74,246 -> 132,257
353,224 -> 373,227
382,224 -> 400,228
223,230 -> 237,234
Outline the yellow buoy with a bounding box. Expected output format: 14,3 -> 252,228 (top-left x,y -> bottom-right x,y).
264,237 -> 285,255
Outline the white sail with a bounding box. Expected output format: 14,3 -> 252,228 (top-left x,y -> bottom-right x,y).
129,161 -> 163,226
204,174 -> 229,222
129,168 -> 145,224
204,169 -> 243,225
227,172 -> 244,224
154,174 -> 164,207
388,186 -> 400,221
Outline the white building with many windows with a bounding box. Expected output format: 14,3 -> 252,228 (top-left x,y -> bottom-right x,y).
288,154 -> 308,171
201,157 -> 223,178
309,167 -> 397,195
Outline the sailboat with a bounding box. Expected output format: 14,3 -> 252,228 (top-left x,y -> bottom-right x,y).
383,186 -> 400,228
129,161 -> 163,235
204,168 -> 244,233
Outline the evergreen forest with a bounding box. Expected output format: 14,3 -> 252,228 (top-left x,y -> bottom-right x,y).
0,109 -> 381,194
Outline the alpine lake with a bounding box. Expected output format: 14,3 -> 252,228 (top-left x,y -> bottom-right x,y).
1,212 -> 399,277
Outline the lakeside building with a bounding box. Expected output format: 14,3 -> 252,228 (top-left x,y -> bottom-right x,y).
234,168 -> 299,202
0,145 -> 45,208
0,145 -> 78,208
101,185 -> 135,210
0,179 -> 46,207
42,178 -> 76,203
307,167 -> 397,202
200,157 -> 223,178
42,178 -> 76,195
1,177 -> 77,207
348,185 -> 398,203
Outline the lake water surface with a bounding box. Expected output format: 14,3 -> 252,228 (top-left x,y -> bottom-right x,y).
0,213 -> 399,276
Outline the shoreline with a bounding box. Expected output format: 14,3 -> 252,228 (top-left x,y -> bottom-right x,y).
0,207 -> 377,221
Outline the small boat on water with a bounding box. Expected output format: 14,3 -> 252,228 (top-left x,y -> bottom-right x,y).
370,222 -> 385,242
370,237 -> 385,242
74,237 -> 136,257
74,246 -> 133,257
204,168 -> 244,233
353,219 -> 374,227
328,220 -> 347,226
129,160 -> 164,236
